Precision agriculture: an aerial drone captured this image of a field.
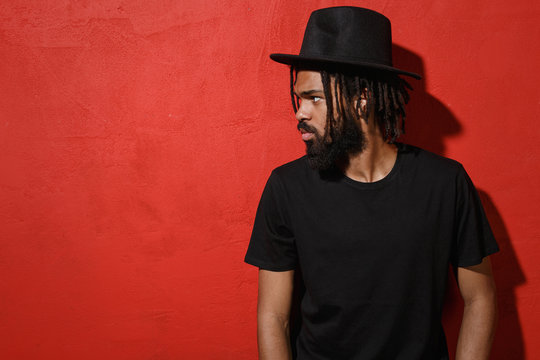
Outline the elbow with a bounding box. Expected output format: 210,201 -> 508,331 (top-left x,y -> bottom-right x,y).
464,290 -> 497,307
463,289 -> 498,329
258,311 -> 291,333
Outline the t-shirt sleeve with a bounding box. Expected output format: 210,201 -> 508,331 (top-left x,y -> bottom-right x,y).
244,171 -> 298,271
451,165 -> 499,268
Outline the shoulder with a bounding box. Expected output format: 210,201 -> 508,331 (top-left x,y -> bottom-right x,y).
399,143 -> 464,178
270,155 -> 311,182
264,156 -> 320,198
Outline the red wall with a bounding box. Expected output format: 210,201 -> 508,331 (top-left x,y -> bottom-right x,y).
0,1 -> 538,359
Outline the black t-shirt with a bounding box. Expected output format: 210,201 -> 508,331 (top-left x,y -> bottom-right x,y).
244,143 -> 499,360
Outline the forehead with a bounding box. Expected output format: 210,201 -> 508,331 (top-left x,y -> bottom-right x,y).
294,70 -> 323,92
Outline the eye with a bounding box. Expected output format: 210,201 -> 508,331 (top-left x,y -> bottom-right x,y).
312,96 -> 322,103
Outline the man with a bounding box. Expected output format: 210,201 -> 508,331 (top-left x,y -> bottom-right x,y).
245,7 -> 498,360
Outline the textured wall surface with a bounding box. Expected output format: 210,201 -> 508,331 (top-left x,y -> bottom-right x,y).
0,0 -> 539,359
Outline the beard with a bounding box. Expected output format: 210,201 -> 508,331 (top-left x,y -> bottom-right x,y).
298,117 -> 366,171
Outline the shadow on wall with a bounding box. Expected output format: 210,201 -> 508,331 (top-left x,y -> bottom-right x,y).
479,191 -> 526,360
393,44 -> 461,154
288,45 -> 526,359
394,44 -> 526,359
441,191 -> 525,360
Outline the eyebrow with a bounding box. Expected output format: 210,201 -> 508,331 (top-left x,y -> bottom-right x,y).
294,89 -> 324,97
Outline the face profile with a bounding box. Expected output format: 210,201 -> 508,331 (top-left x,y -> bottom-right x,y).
294,69 -> 366,171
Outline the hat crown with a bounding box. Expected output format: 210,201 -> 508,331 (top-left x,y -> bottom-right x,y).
299,7 -> 393,66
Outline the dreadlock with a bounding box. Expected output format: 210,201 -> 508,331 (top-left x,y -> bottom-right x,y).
290,65 -> 412,143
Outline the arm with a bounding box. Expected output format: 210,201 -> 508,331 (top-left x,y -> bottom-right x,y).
455,256 -> 497,360
257,269 -> 295,360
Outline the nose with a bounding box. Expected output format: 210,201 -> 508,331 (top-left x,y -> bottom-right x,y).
295,101 -> 311,122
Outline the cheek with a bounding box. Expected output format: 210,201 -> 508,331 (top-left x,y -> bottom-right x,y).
315,108 -> 327,130
315,121 -> 326,137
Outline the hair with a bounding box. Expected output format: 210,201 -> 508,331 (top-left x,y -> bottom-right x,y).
290,64 -> 412,143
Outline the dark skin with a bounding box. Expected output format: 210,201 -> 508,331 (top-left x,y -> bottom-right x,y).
257,70 -> 497,360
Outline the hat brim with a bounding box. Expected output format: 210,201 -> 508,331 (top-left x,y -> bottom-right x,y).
270,53 -> 422,80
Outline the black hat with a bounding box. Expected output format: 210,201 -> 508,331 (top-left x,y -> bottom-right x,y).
270,6 -> 421,79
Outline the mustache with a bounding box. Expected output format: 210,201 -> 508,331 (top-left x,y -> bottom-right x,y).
297,122 -> 317,133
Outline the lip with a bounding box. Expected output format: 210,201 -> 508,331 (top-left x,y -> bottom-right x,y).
301,132 -> 314,141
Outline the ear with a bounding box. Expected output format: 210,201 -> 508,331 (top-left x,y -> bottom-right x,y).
359,98 -> 367,114
354,90 -> 368,115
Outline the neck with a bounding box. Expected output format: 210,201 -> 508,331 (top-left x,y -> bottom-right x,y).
339,135 -> 398,183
